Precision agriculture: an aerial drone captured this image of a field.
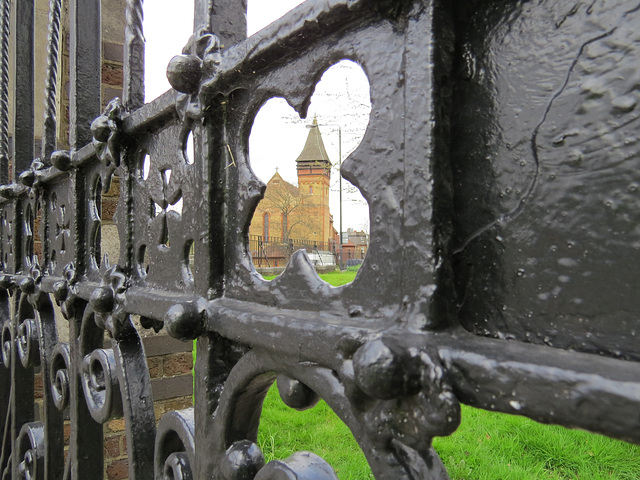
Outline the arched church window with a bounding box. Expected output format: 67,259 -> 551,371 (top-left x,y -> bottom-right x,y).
264,213 -> 269,240
309,186 -> 313,194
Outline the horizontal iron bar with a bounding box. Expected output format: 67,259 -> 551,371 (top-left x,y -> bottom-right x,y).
121,90 -> 177,134
3,270 -> 638,446
0,90 -> 177,193
204,0 -> 379,94
209,297 -> 382,368
121,286 -> 204,321
207,297 -> 640,445
438,332 -> 640,445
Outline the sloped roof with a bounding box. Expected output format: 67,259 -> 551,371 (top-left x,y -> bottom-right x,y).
295,117 -> 331,165
267,171 -> 299,195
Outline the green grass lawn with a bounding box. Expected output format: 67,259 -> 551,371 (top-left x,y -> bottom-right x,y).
258,385 -> 640,479
262,266 -> 359,286
233,268 -> 640,478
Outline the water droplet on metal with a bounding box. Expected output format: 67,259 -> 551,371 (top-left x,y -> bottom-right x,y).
461,42 -> 476,81
558,257 -> 578,267
611,94 -> 637,112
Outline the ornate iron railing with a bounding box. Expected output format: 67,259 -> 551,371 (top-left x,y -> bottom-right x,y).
1,0 -> 639,478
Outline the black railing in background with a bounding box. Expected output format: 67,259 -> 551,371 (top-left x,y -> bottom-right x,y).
248,235 -> 366,269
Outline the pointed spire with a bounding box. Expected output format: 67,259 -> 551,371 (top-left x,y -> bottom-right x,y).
296,117 -> 331,165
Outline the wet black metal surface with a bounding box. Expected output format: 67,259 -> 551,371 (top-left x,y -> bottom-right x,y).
451,0 -> 640,361
13,0 -> 34,177
0,0 -> 638,479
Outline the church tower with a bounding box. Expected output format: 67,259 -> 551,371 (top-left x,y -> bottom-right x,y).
296,117 -> 333,243
248,117 -> 335,246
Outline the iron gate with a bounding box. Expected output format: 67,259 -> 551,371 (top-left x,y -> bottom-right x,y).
1,0 -> 639,478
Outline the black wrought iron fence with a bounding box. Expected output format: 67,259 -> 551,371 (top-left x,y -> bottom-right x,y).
0,1 -> 639,479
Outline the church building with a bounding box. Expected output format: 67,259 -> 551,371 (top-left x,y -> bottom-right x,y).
250,117 -> 336,245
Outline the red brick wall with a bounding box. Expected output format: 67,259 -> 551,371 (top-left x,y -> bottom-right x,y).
103,335 -> 194,480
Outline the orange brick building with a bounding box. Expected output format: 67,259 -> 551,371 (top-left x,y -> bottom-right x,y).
250,117 -> 337,245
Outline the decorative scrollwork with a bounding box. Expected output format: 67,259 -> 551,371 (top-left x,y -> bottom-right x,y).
55,262 -> 78,320
1,463 -> 10,480
0,183 -> 26,201
19,257 -> 43,296
208,350 -> 365,479
91,98 -> 123,190
16,319 -> 39,369
353,337 -> 460,446
17,160 -> 45,189
50,342 -> 71,411
81,348 -> 123,424
352,338 -> 423,400
89,265 -> 128,338
1,319 -> 11,368
16,422 -> 45,480
155,409 -> 196,480
167,28 -> 221,122
163,453 -> 192,480
51,279 -> 68,305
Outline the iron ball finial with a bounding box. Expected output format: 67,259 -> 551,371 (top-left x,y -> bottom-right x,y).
167,55 -> 203,95
164,302 -> 204,341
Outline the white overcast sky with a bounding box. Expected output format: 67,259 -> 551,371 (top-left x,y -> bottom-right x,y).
143,0 -> 371,234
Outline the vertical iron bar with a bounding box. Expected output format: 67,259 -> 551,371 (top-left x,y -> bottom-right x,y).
338,126 -> 342,267
121,0 -> 144,275
194,1 -> 247,479
69,0 -> 100,279
34,297 -> 64,480
41,0 -> 63,164
402,0 -> 456,328
124,0 -> 145,110
114,331 -> 156,480
0,0 -> 11,184
0,291 -> 10,478
194,0 -> 213,30
69,0 -> 101,150
196,0 -> 247,47
10,296 -> 34,480
69,304 -> 104,480
13,0 -> 35,179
